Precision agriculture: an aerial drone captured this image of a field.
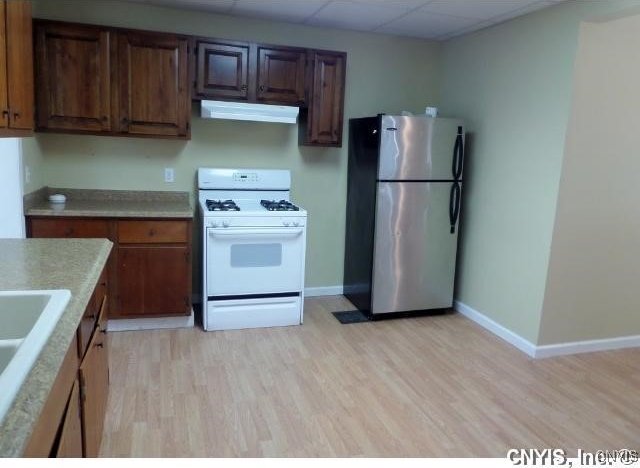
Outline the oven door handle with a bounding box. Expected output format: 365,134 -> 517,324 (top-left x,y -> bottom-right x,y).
209,228 -> 304,238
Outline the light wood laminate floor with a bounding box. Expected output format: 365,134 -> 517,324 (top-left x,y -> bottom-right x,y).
101,296 -> 640,457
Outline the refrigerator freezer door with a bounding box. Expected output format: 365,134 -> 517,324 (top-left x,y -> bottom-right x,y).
371,181 -> 460,314
378,115 -> 463,181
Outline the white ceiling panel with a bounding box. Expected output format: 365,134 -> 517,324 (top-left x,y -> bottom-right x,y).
419,0 -> 539,20
377,11 -> 478,39
124,0 -> 568,41
348,0 -> 431,13
234,0 -> 327,22
306,1 -> 407,31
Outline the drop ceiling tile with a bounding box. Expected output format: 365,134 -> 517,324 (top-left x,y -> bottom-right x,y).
233,0 -> 329,22
487,0 -> 551,23
419,0 -> 540,20
377,10 -> 478,39
306,1 -> 408,31
348,0 -> 431,13
139,0 -> 237,13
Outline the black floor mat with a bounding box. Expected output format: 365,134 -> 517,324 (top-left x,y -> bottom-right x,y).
332,310 -> 370,324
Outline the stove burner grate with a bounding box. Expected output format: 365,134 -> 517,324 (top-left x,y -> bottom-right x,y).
206,199 -> 240,211
260,199 -> 300,211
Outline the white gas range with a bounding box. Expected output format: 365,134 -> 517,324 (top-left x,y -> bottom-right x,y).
198,168 -> 307,331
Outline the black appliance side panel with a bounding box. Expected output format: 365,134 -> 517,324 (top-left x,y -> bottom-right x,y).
343,116 -> 380,313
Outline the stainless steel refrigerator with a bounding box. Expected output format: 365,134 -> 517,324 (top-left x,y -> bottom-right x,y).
344,114 -> 464,317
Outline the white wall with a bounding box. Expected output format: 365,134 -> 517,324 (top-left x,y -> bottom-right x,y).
0,139 -> 25,238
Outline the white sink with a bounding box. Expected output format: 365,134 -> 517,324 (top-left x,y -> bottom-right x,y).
0,290 -> 71,424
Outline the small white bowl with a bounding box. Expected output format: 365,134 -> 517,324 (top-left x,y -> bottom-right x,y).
48,194 -> 66,204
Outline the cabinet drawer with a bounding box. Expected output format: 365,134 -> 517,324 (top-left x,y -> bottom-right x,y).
30,218 -> 110,239
117,220 -> 188,244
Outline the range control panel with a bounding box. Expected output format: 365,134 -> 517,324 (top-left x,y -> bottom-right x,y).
233,172 -> 259,183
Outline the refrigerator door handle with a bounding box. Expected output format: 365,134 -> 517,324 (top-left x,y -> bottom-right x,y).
452,126 -> 464,180
449,182 -> 461,234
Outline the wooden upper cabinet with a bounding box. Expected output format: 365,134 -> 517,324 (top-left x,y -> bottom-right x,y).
256,46 -> 306,105
301,51 -> 346,147
34,21 -> 191,139
0,0 -> 34,135
118,31 -> 189,137
195,40 -> 250,101
35,22 -> 113,132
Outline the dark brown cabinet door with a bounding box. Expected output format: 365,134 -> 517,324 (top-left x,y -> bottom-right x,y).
54,379 -> 84,458
257,46 -> 306,104
79,324 -> 109,458
302,51 -> 346,147
5,0 -> 33,131
118,31 -> 189,137
0,3 -> 7,129
195,40 -> 250,100
116,246 -> 191,318
35,22 -> 113,132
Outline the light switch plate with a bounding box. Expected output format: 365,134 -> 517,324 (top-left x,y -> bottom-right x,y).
164,167 -> 175,183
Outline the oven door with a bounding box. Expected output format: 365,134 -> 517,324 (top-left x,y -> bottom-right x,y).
206,227 -> 305,296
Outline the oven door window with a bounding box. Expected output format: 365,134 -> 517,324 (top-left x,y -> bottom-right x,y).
230,243 -> 282,268
207,228 -> 305,296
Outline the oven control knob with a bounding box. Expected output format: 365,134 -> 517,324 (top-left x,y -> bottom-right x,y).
293,221 -> 300,227
210,221 -> 218,228
222,221 -> 230,228
283,221 -> 290,227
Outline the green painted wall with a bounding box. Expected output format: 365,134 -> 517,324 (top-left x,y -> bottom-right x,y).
438,0 -> 640,344
25,0 -> 441,290
539,12 -> 640,345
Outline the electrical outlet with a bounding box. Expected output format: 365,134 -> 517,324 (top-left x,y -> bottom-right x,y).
164,167 -> 175,183
25,165 -> 31,185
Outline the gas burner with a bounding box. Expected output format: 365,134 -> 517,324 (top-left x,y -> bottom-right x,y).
206,199 -> 240,211
260,199 -> 300,211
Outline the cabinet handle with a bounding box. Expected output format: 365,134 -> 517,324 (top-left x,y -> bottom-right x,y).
259,85 -> 265,92
148,229 -> 155,237
96,342 -> 104,348
1,110 -> 8,118
121,117 -> 129,125
100,328 -> 107,335
240,84 -> 247,90
13,112 -> 20,120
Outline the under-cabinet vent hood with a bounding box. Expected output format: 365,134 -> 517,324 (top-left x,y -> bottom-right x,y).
200,100 -> 299,124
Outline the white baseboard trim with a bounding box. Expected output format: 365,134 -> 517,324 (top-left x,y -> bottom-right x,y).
454,300 -> 537,357
454,300 -> 640,359
304,286 -> 344,297
108,310 -> 195,332
535,334 -> 640,359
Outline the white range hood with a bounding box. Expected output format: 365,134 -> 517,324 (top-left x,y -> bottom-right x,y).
200,100 -> 299,124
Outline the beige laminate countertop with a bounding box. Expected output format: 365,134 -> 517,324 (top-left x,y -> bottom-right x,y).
0,238 -> 112,457
24,188 -> 193,219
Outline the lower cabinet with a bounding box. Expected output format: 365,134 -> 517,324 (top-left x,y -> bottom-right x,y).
24,269 -> 110,458
54,380 -> 83,458
79,313 -> 109,458
27,216 -> 193,319
117,246 -> 191,317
